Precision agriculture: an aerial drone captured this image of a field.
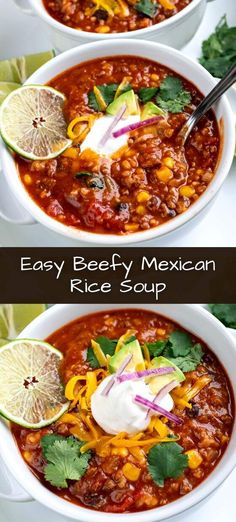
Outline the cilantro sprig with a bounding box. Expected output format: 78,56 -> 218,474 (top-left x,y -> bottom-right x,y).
88,83 -> 132,112
199,16 -> 236,78
156,76 -> 191,113
87,335 -> 136,368
208,304 -> 236,329
148,442 -> 188,487
138,87 -> 158,103
88,84 -> 118,112
147,330 -> 203,372
41,435 -> 91,489
135,0 -> 158,19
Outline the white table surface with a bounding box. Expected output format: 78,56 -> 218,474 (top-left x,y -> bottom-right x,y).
0,0 -> 236,246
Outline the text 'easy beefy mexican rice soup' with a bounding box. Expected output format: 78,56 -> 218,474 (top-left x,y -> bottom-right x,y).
16,56 -> 220,235
43,0 -> 193,34
12,309 -> 234,513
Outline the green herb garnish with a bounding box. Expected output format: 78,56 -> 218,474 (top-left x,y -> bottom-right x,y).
148,442 -> 188,487
165,343 -> 203,373
135,0 -> 158,18
138,87 -> 158,103
88,83 -> 118,112
147,330 -> 203,372
199,16 -> 236,78
87,336 -> 118,368
145,340 -> 168,357
156,76 -> 191,113
208,304 -> 236,329
87,335 -> 137,368
75,171 -> 93,179
41,435 -> 91,488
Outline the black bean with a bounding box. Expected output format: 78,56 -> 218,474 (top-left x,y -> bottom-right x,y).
116,202 -> 129,212
94,9 -> 108,20
187,402 -> 200,418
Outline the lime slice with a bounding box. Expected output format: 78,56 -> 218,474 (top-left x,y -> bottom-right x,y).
0,82 -> 21,105
0,51 -> 55,84
0,339 -> 69,428
0,85 -> 71,160
0,304 -> 46,346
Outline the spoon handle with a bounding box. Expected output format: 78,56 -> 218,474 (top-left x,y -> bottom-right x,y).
184,61 -> 236,138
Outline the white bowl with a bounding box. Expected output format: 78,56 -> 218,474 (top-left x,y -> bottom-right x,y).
0,40 -> 235,244
13,0 -> 211,52
0,304 -> 235,520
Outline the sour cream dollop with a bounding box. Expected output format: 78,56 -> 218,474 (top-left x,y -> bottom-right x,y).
80,114 -> 140,157
91,375 -> 174,435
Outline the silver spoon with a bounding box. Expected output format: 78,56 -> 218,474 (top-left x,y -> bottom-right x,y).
178,61 -> 236,144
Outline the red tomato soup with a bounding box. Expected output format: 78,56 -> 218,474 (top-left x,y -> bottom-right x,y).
43,0 -> 192,33
16,56 -> 220,236
12,309 -> 234,513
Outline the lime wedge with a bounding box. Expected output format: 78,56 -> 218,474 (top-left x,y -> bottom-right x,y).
0,82 -> 21,105
0,51 -> 55,84
0,304 -> 46,345
0,85 -> 71,160
0,339 -> 69,428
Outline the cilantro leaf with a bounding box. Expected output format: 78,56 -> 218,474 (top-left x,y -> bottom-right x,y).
135,0 -> 158,18
148,442 -> 188,487
199,15 -> 236,78
88,83 -> 118,112
164,330 -> 192,358
41,435 -> 90,489
208,304 -> 236,328
166,343 -> 203,372
138,87 -> 158,103
41,434 -> 65,455
156,76 -> 191,113
145,339 -> 168,357
87,336 -> 117,368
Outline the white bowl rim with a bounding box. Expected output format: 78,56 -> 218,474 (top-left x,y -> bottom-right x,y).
0,39 -> 235,245
28,0 -> 204,39
0,304 -> 235,521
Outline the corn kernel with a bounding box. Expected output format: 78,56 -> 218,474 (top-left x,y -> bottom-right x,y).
179,186 -> 195,197
62,147 -> 79,159
122,462 -> 141,481
157,328 -> 166,336
24,174 -> 32,185
150,73 -> 159,81
155,166 -> 173,182
125,223 -> 139,232
136,205 -> 146,216
137,191 -> 150,203
96,26 -> 110,33
26,432 -> 41,444
185,449 -> 203,469
163,156 -> 175,169
112,447 -> 129,457
23,451 -> 32,464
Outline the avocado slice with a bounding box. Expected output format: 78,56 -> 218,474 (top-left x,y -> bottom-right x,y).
148,356 -> 185,394
141,101 -> 166,121
106,89 -> 139,118
109,339 -> 145,374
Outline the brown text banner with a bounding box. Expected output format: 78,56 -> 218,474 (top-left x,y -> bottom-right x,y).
0,248 -> 235,303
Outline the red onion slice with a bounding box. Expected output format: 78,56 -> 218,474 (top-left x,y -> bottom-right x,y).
113,115 -> 164,138
146,380 -> 178,418
98,103 -> 127,148
101,353 -> 133,396
117,367 -> 175,383
134,394 -> 182,425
